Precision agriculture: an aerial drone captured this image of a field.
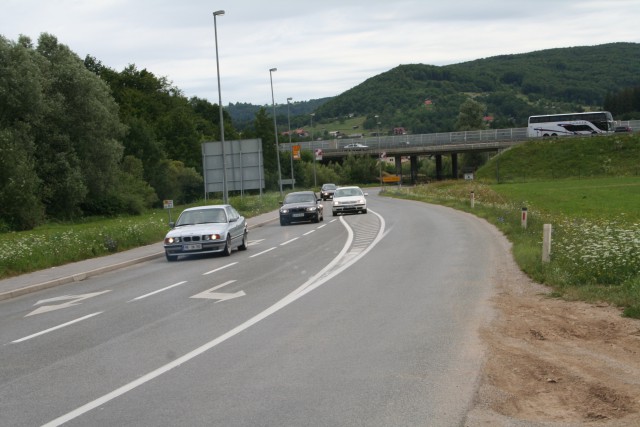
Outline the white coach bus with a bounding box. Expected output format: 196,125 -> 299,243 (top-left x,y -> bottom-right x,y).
527,111 -> 614,137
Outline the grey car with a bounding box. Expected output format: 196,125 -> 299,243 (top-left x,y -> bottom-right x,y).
163,205 -> 247,261
320,183 -> 337,200
279,191 -> 324,225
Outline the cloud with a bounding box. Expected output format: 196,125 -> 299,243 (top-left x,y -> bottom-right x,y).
2,0 -> 639,105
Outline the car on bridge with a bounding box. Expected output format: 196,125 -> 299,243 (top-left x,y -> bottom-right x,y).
344,143 -> 368,150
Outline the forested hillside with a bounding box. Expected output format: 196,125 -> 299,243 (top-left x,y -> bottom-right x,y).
305,42 -> 640,133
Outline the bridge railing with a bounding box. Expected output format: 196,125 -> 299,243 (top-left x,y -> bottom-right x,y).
281,127 -> 530,152
281,121 -> 638,152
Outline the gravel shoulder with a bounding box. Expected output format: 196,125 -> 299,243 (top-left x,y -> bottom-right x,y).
465,220 -> 640,426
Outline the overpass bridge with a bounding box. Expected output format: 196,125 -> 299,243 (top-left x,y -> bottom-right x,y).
280,119 -> 639,183
282,127 -> 530,183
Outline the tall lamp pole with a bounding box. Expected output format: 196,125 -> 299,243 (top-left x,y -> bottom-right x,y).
287,97 -> 295,189
310,113 -> 316,187
213,10 -> 228,204
269,68 -> 283,196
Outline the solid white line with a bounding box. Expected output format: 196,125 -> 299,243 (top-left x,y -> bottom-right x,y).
41,210 -> 385,427
203,262 -> 238,276
249,247 -> 276,258
129,281 -> 188,302
280,237 -> 299,246
12,312 -> 103,344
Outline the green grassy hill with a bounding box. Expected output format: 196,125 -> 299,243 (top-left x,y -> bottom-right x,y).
476,133 -> 640,183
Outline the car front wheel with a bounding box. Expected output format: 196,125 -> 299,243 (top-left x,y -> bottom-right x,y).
238,230 -> 248,251
222,235 -> 232,256
165,252 -> 177,262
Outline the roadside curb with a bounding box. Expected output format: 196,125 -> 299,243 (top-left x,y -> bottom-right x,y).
0,252 -> 164,302
0,212 -> 279,302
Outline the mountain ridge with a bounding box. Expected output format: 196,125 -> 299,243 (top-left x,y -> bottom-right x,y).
228,42 -> 640,133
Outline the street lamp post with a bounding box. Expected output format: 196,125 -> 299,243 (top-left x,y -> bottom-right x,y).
213,10 -> 228,204
269,68 -> 283,196
287,97 -> 294,189
310,113 -> 316,187
375,114 -> 381,145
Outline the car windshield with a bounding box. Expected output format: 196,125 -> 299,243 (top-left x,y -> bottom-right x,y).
284,193 -> 316,204
322,184 -> 336,190
176,208 -> 226,226
335,188 -> 362,197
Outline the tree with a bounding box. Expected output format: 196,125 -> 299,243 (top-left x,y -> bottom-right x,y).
0,128 -> 44,230
0,36 -> 45,229
455,98 -> 485,131
33,34 -> 126,218
253,107 -> 279,191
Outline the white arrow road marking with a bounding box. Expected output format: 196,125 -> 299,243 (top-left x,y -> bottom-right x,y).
26,290 -> 111,317
190,280 -> 245,303
12,312 -> 103,343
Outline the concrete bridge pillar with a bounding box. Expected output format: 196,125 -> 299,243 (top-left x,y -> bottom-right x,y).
451,153 -> 459,179
410,156 -> 418,184
435,155 -> 443,180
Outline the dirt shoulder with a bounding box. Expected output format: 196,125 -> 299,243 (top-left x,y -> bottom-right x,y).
466,225 -> 640,426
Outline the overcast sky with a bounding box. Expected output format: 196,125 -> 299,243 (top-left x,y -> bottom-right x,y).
2,0 -> 639,106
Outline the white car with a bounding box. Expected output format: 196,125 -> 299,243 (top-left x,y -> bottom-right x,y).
332,186 -> 368,216
344,143 -> 368,150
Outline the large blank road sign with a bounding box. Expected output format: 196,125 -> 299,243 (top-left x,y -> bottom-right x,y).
202,139 -> 264,193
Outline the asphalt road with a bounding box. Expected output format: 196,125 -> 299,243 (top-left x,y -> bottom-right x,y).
0,190 -> 500,426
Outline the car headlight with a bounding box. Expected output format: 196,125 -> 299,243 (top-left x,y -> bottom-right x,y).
306,207 -> 317,212
280,208 -> 289,214
164,237 -> 181,244
203,234 -> 221,241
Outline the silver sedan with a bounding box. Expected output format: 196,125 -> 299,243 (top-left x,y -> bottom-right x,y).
163,205 -> 247,261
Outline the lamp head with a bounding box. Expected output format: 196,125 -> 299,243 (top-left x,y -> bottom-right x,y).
213,10 -> 225,16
